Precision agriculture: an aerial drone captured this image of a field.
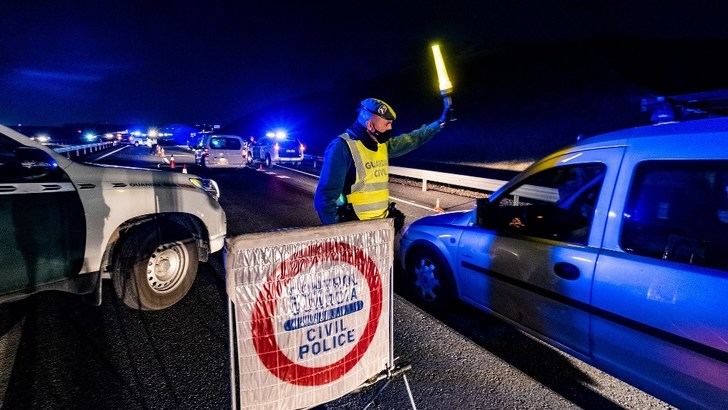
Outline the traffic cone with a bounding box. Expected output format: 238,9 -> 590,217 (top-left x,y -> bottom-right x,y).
182,164 -> 188,174
434,197 -> 444,212
169,155 -> 176,169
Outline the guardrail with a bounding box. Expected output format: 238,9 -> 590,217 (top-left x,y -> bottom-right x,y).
52,141 -> 117,158
304,154 -> 553,202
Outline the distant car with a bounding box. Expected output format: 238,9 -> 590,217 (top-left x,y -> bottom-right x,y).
132,138 -> 152,147
400,118 -> 728,408
247,136 -> 305,167
0,124 -> 227,310
194,134 -> 248,169
274,138 -> 305,166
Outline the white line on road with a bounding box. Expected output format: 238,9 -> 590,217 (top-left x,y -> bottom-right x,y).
389,195 -> 438,212
274,164 -> 319,178
276,175 -> 290,179
95,145 -> 130,160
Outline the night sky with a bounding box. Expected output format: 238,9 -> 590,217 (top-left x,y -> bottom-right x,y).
2,1 -> 728,127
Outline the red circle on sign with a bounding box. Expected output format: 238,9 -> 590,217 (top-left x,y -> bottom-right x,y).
251,241 -> 383,386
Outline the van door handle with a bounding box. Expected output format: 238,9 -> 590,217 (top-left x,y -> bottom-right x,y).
553,262 -> 580,280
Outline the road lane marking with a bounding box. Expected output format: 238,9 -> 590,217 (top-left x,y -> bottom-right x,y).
388,195 -> 438,211
274,164 -> 319,178
95,145 -> 130,160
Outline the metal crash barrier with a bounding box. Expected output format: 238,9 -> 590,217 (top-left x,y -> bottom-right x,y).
52,142 -> 116,158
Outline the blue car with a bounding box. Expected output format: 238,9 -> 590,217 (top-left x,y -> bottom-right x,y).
400,118 -> 728,408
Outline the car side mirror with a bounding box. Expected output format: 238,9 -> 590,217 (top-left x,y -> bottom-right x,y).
476,198 -> 495,228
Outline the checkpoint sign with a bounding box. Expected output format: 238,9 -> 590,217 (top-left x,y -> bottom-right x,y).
226,219 -> 393,409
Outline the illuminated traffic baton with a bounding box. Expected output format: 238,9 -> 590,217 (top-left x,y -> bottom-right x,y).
431,44 -> 455,122
431,44 -> 452,95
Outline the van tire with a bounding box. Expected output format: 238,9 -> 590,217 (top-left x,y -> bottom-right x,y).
264,154 -> 272,168
113,222 -> 198,311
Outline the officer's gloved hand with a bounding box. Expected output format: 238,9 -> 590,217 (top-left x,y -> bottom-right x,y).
438,96 -> 455,126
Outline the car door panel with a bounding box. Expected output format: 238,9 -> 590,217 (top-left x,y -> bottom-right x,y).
592,159 -> 728,407
0,144 -> 86,294
458,147 -> 624,355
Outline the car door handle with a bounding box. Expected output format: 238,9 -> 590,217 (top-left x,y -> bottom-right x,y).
553,262 -> 580,280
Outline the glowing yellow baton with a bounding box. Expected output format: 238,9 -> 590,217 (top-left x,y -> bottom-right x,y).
431,44 -> 453,95
431,44 -> 455,123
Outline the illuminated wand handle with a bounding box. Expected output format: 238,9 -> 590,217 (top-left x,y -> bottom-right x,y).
431,44 -> 456,124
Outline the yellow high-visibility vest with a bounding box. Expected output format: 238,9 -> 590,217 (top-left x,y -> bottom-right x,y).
339,133 -> 389,220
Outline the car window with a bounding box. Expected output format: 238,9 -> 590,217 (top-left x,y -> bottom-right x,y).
279,140 -> 300,149
210,137 -> 241,150
621,160 -> 728,271
0,133 -> 23,182
488,163 -> 606,245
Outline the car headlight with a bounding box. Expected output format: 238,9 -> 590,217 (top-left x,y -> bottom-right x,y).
189,177 -> 220,200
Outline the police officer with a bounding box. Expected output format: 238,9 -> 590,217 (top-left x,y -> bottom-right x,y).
314,97 -> 453,232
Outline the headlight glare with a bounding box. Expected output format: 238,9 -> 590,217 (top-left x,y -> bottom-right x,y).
189,177 -> 220,200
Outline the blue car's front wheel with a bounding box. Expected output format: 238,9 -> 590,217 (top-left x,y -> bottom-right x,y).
406,247 -> 454,310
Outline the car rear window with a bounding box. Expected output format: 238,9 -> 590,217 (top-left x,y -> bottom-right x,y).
621,160 -> 728,271
279,140 -> 300,149
210,137 -> 241,150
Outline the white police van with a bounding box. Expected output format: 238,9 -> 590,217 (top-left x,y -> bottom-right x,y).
0,124 -> 227,310
193,133 -> 248,169
400,117 -> 728,408
247,136 -> 305,168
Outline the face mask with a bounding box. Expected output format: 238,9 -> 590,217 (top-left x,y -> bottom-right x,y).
371,129 -> 392,143
368,122 -> 392,143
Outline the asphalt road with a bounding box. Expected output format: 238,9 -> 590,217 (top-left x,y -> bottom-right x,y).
0,145 -> 672,409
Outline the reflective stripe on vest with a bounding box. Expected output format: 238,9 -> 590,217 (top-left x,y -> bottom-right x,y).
339,133 -> 389,220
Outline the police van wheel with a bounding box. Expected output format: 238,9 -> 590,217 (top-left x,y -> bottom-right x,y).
264,155 -> 272,168
406,247 -> 454,312
113,222 -> 199,311
247,153 -> 253,165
